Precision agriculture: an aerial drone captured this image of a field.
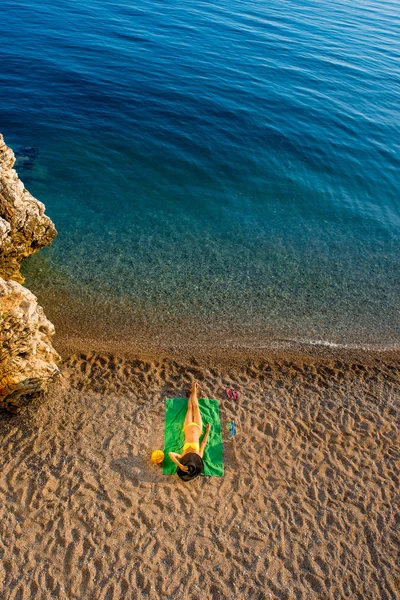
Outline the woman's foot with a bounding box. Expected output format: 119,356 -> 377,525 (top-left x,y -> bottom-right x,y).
190,381 -> 199,396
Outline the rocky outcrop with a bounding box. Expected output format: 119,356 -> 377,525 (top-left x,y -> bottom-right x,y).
0,280 -> 60,411
0,134 -> 60,411
0,134 -> 57,283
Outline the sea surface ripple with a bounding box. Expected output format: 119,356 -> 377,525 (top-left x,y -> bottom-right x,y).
1,0 -> 399,349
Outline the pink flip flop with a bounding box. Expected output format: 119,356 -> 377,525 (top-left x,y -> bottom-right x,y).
231,389 -> 239,400
225,388 -> 233,399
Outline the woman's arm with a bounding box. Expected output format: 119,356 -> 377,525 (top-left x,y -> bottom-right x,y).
168,451 -> 188,472
199,424 -> 211,458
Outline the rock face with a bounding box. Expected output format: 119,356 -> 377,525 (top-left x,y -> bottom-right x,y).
0,280 -> 60,410
0,134 -> 60,411
0,134 -> 57,283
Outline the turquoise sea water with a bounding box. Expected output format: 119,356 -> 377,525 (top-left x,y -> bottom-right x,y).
1,0 -> 399,349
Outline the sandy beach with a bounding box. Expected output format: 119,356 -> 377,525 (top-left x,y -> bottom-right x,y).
0,346 -> 399,600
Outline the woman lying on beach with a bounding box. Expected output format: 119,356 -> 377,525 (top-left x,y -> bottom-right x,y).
168,381 -> 211,481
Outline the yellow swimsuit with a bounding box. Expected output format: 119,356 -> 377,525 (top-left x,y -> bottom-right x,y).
183,442 -> 200,452
183,421 -> 201,431
182,422 -> 201,453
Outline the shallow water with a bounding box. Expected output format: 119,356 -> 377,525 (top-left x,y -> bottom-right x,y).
1,0 -> 400,348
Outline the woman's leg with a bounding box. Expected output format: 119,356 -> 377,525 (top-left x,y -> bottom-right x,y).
190,381 -> 203,430
183,394 -> 193,429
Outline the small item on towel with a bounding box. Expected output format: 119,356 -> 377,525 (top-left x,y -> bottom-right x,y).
163,398 -> 224,477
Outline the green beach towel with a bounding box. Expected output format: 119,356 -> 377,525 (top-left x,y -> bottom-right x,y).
162,398 -> 224,477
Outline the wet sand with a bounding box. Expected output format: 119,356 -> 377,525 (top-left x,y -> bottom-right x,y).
0,347 -> 399,599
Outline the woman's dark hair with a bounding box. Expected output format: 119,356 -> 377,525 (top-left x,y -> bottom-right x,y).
177,453 -> 204,481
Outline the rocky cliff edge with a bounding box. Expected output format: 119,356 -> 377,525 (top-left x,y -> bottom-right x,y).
0,134 -> 60,411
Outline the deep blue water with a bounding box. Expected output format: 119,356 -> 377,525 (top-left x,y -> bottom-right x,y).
1,0 -> 400,348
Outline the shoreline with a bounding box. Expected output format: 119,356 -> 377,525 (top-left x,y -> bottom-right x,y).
52,332 -> 400,369
22,277 -> 400,369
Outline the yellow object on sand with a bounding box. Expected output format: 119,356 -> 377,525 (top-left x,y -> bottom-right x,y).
151,450 -> 164,464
